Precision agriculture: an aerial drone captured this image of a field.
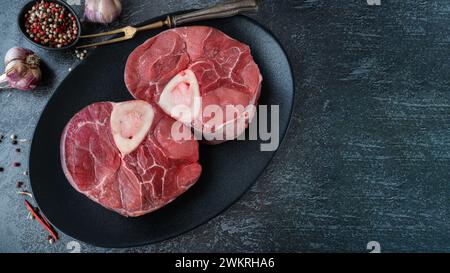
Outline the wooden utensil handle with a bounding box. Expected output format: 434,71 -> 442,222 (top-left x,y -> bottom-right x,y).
171,0 -> 259,27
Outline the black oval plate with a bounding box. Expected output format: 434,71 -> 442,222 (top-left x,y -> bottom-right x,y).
29,15 -> 294,248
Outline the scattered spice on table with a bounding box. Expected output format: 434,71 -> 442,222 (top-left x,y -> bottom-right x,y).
24,0 -> 78,48
23,170 -> 29,176
0,167 -> 4,172
75,49 -> 87,60
24,199 -> 59,241
10,134 -> 17,140
11,140 -> 18,145
16,148 -> 21,153
16,181 -> 24,188
47,235 -> 55,245
13,162 -> 21,167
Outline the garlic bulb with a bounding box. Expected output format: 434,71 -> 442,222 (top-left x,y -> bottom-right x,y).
0,47 -> 41,91
85,0 -> 122,24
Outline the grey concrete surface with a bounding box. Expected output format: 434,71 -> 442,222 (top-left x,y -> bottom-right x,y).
1,0 -> 450,253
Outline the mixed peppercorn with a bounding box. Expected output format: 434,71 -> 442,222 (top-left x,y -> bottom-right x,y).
24,1 -> 78,48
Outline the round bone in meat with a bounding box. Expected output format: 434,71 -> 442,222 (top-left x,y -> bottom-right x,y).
125,26 -> 262,143
110,100 -> 154,155
60,100 -> 201,217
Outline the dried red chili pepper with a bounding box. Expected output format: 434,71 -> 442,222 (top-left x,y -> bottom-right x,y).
24,200 -> 58,241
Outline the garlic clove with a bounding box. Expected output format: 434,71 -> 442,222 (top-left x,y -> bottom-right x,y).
4,47 -> 34,66
85,0 -> 122,24
1,47 -> 42,91
6,61 -> 41,90
100,0 -> 121,23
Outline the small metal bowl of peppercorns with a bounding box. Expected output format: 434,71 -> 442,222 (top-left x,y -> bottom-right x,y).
18,0 -> 81,50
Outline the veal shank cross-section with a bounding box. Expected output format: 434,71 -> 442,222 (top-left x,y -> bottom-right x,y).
60,100 -> 201,217
125,26 -> 263,143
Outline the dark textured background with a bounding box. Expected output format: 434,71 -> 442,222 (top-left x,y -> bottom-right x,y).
0,0 -> 449,253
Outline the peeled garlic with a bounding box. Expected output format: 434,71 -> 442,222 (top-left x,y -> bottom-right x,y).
85,0 -> 122,24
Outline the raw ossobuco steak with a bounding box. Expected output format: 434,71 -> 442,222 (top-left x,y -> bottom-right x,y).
60,100 -> 202,217
125,26 -> 263,144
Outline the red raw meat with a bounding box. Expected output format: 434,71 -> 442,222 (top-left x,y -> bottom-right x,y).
60,100 -> 201,217
125,26 -> 262,143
